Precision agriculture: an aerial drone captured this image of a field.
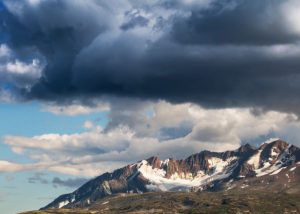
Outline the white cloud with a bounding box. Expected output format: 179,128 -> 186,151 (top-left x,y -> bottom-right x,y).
1,101 -> 299,177
83,121 -> 94,129
0,44 -> 44,88
5,59 -> 41,77
0,160 -> 124,177
281,0 -> 300,35
0,161 -> 28,172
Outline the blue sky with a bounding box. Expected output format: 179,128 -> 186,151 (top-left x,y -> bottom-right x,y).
0,102 -> 108,159
0,102 -> 108,214
0,171 -> 80,213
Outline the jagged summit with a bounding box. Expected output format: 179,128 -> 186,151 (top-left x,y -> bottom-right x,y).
41,139 -> 300,210
238,143 -> 254,152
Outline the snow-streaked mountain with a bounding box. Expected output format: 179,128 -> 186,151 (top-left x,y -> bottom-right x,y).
41,139 -> 300,210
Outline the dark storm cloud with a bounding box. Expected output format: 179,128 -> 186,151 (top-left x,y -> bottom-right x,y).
172,0 -> 300,45
121,15 -> 149,30
2,0 -> 300,114
0,0 -> 108,98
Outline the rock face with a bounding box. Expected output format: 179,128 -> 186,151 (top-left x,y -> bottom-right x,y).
41,139 -> 300,210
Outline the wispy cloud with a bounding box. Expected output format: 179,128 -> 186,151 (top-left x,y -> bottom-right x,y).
4,175 -> 15,183
52,177 -> 88,189
28,173 -> 49,184
42,102 -> 110,116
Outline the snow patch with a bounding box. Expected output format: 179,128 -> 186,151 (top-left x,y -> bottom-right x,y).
255,162 -> 272,177
247,150 -> 262,169
138,160 -> 166,178
271,167 -> 285,175
208,157 -> 237,174
226,184 -> 236,191
261,138 -> 280,145
290,167 -> 296,171
138,157 -> 237,191
255,147 -> 294,177
58,200 -> 69,208
241,184 -> 249,189
271,148 -> 278,157
161,159 -> 170,166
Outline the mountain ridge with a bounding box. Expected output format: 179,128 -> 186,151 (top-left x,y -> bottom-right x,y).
41,138 -> 300,210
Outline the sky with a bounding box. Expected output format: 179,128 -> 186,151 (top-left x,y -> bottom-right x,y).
1,0 -> 300,213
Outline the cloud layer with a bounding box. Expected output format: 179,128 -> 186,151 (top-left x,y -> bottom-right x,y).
1,101 -> 299,176
1,0 -> 300,114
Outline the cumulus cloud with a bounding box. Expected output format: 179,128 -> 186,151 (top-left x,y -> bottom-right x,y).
5,59 -> 40,75
1,101 -> 299,176
0,44 -> 44,89
0,0 -> 300,114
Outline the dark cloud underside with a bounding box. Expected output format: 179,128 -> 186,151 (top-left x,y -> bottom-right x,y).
1,0 -> 300,114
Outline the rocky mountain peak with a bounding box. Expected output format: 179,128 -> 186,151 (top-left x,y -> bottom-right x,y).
145,156 -> 161,169
41,139 -> 300,210
237,143 -> 255,154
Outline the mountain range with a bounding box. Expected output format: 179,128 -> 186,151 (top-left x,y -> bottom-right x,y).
41,138 -> 300,210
